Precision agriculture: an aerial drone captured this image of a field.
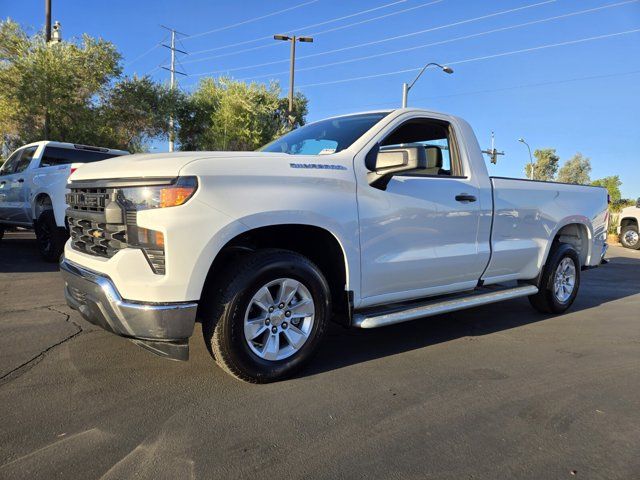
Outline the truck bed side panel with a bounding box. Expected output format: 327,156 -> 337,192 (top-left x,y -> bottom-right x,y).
482,178 -> 608,284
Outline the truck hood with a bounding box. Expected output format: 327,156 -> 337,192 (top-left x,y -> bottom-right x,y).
68,151 -> 291,181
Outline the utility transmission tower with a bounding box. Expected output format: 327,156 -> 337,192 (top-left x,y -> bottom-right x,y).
160,26 -> 187,152
482,131 -> 505,165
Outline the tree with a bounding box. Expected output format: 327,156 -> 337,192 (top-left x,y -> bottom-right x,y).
557,153 -> 591,184
99,76 -> 180,151
0,20 -> 174,153
0,20 -> 121,150
524,148 -> 559,181
177,77 -> 308,151
592,176 -> 622,203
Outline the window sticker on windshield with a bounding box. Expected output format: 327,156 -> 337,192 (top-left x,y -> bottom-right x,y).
318,148 -> 336,155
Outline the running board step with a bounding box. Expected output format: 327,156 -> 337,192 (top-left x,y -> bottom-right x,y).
352,285 -> 539,329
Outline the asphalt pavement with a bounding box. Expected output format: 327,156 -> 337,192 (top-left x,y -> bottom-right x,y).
1,231 -> 639,479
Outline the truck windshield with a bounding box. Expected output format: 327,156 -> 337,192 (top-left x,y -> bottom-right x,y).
260,112 -> 390,155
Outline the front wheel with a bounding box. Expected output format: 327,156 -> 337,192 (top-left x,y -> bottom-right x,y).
529,243 -> 581,314
34,210 -> 68,262
202,249 -> 330,383
620,225 -> 640,250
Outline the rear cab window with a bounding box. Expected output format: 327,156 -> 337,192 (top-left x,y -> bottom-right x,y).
39,146 -> 122,167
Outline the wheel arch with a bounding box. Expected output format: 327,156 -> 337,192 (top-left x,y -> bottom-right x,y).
197,223 -> 352,322
620,216 -> 638,229
539,219 -> 592,273
32,192 -> 53,221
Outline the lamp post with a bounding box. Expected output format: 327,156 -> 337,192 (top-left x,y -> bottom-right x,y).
274,34 -> 313,124
401,62 -> 453,108
518,138 -> 534,180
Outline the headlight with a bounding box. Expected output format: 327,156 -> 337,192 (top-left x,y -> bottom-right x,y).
118,176 -> 198,211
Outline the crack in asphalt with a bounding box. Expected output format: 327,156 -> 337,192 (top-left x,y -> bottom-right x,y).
0,306 -> 84,387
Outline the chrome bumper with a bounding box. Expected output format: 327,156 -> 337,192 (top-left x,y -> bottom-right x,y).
60,257 -> 197,361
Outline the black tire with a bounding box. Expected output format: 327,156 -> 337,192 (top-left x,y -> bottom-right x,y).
528,243 -> 581,314
620,224 -> 640,250
202,249 -> 331,383
34,210 -> 68,262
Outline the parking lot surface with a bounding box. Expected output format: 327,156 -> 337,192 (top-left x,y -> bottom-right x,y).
1,231 -> 639,479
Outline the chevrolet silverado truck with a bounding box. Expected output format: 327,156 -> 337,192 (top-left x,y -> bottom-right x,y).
617,199 -> 640,249
59,108 -> 608,383
0,141 -> 128,260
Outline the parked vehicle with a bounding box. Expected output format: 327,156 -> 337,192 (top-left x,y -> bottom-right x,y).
617,199 -> 640,249
0,141 -> 128,260
59,108 -> 608,383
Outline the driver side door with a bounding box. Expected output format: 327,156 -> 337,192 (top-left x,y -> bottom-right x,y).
357,116 -> 489,307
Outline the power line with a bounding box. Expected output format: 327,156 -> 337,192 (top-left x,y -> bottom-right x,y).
181,0 -> 441,66
310,69 -> 640,115
181,0 -> 322,41
124,36 -> 167,67
237,0 -> 639,82
187,0 -> 409,57
188,0 -> 555,76
296,28 -> 640,88
307,0 -> 442,36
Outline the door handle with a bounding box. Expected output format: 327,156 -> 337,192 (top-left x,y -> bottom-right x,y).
17,178 -> 24,183
455,194 -> 477,203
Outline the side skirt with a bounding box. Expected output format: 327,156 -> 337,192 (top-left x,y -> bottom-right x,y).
352,284 -> 538,329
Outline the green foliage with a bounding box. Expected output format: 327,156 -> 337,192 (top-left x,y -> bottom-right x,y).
557,153 -> 591,185
177,77 -> 308,151
524,148 -> 559,181
609,198 -> 634,213
0,20 -> 179,152
0,19 -> 122,150
592,176 -> 622,203
99,76 -> 180,151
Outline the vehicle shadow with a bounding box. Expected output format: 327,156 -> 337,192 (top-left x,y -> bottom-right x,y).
303,249 -> 640,378
0,231 -> 59,273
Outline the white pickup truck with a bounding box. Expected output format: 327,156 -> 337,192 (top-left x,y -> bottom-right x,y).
60,108 -> 608,383
618,199 -> 640,249
0,141 -> 128,260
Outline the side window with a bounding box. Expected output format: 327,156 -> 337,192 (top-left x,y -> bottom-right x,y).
14,146 -> 38,174
0,150 -> 22,176
380,119 -> 460,177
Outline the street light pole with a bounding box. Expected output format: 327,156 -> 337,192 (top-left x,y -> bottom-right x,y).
274,34 -> 313,125
288,36 -> 296,115
518,138 -> 534,180
402,62 -> 453,108
45,0 -> 52,41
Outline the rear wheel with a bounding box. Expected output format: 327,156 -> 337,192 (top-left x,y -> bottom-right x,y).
34,210 -> 68,262
529,243 -> 580,314
620,225 -> 640,250
202,249 -> 330,383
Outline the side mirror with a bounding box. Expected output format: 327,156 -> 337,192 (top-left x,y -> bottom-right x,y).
366,144 -> 426,190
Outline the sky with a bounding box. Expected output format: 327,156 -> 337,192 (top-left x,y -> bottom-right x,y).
3,0 -> 640,198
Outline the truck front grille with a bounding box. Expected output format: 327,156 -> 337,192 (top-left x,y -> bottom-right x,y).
66,182 -> 165,274
68,217 -> 127,258
66,188 -> 109,213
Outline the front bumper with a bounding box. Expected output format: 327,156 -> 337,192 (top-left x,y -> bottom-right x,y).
60,257 -> 197,361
